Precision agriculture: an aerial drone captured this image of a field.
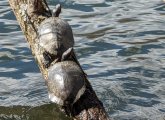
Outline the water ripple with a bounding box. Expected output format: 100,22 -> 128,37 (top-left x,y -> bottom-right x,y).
0,0 -> 165,119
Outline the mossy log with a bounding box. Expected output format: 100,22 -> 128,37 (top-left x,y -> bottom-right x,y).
8,0 -> 110,119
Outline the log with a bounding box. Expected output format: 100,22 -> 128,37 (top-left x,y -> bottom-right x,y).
8,0 -> 110,119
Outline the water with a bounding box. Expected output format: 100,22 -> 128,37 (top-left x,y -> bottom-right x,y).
0,0 -> 165,119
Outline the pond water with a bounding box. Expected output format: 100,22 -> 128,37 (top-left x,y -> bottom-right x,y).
0,0 -> 165,119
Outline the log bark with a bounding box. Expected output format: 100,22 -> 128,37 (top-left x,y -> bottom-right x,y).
8,0 -> 110,120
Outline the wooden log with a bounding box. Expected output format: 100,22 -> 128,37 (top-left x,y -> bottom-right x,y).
8,0 -> 110,119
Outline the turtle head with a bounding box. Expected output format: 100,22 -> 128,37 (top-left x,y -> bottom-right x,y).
52,4 -> 61,17
61,47 -> 73,61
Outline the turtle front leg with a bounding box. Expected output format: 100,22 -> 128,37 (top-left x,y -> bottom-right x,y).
42,51 -> 52,68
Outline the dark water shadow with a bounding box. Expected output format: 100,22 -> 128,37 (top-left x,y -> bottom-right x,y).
0,104 -> 71,120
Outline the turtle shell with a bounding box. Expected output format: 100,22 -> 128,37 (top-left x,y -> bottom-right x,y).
47,61 -> 86,106
38,17 -> 74,56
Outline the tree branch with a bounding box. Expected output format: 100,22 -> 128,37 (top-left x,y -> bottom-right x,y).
8,0 -> 110,119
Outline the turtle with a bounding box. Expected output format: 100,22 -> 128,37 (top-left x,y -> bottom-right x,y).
47,48 -> 86,115
37,4 -> 74,67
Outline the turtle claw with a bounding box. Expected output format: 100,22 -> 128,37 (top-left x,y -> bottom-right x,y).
43,62 -> 50,68
42,58 -> 50,68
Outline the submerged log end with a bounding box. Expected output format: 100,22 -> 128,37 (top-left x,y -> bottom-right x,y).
73,82 -> 110,120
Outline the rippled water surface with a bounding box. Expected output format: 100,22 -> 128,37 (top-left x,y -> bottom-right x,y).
0,0 -> 165,119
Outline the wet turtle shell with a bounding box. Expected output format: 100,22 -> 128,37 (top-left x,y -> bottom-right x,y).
38,17 -> 74,56
47,61 -> 86,106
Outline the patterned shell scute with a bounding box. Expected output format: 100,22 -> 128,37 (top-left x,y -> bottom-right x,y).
38,17 -> 74,55
47,61 -> 85,106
